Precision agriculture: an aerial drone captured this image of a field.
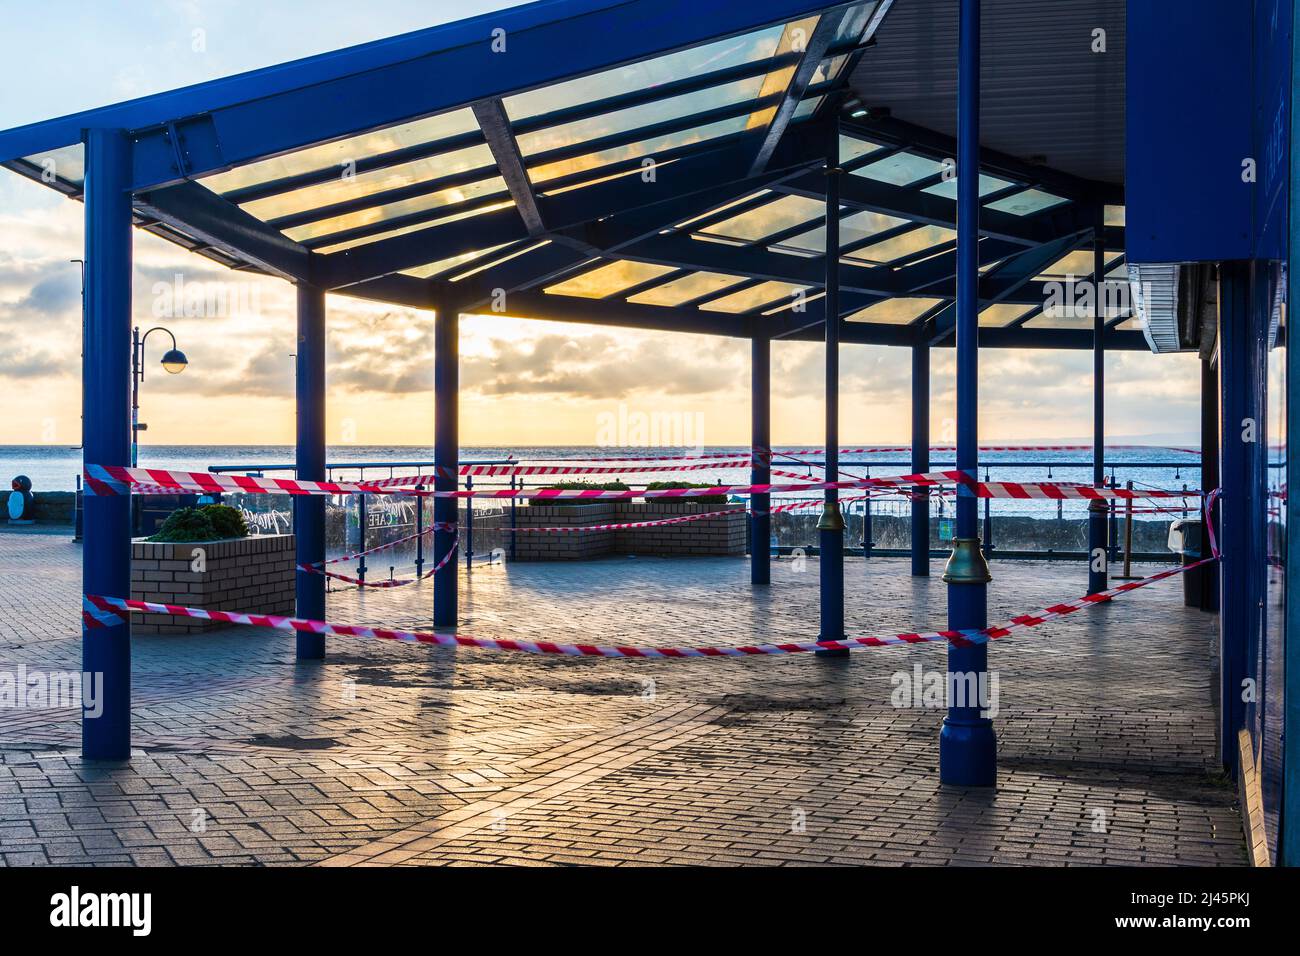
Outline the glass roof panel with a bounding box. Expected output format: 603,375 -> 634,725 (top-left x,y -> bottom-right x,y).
793,97 -> 822,122
21,145 -> 84,186
537,157 -> 684,197
400,244 -> 513,280
528,116 -> 748,186
285,176 -> 510,245
544,261 -> 677,298
1036,249 -> 1123,280
846,297 -> 944,325
1027,292 -> 1129,328
985,187 -> 1069,216
850,225 -> 956,265
699,194 -> 824,242
451,240 -> 554,281
502,23 -> 789,122
202,108 -> 481,196
745,16 -> 820,129
515,77 -> 765,159
310,198 -> 514,253
627,271 -> 748,306
922,172 -> 1015,200
979,303 -> 1033,327
851,151 -> 946,187
835,1 -> 880,45
809,54 -> 850,87
775,209 -> 909,256
673,191 -> 769,230
237,142 -> 495,223
841,135 -> 882,166
700,281 -> 808,313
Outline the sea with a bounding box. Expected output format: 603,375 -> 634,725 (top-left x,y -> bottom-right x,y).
3,442 -> 1205,519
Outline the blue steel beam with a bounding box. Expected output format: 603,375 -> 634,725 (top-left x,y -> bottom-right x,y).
0,1 -> 862,189
1087,229 -> 1108,595
751,332 -> 772,586
82,128 -> 134,761
320,125 -> 833,292
939,0 -> 996,788
749,9 -> 851,175
777,168 -> 1085,246
924,231 -> 1091,344
228,52 -> 803,206
911,343 -> 930,576
315,135 -> 817,289
1284,0 -> 1300,866
433,297 -> 459,629
839,115 -> 1122,206
293,95 -> 796,245
472,98 -> 545,235
1217,262 -> 1262,778
817,124 -> 847,652
135,181 -> 312,283
294,284 -> 327,659
624,233 -> 899,295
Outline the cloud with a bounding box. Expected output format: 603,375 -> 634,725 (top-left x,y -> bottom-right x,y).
460,332 -> 746,400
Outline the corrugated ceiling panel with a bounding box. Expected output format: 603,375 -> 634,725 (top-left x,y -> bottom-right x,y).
848,0 -> 1124,184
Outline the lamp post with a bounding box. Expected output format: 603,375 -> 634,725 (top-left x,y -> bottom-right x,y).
131,326 -> 187,468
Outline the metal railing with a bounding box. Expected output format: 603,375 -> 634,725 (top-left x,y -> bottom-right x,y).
201,455 -> 1202,574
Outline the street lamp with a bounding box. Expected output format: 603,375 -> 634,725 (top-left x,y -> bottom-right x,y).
132,326 -> 188,468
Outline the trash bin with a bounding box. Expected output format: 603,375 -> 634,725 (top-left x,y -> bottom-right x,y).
1168,518 -> 1205,607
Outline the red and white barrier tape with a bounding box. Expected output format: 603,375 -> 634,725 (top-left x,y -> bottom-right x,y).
487,493 -> 891,533
302,522 -> 456,569
298,534 -> 459,588
359,460 -> 756,486
83,553 -> 1217,657
770,443 -> 1202,458
85,464 -> 1196,503
544,444 -> 1201,465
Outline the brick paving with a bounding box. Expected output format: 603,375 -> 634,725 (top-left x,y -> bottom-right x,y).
0,529 -> 1244,866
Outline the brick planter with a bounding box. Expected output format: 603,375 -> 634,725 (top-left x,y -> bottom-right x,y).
616,502 -> 747,556
511,502 -> 744,561
130,534 -> 295,635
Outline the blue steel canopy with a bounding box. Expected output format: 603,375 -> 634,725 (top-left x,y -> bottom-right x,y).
0,0 -> 1136,350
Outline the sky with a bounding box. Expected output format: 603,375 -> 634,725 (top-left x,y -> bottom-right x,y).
0,0 -> 1202,448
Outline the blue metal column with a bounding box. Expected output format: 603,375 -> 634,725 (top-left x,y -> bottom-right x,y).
1088,228 -> 1109,594
1283,0 -> 1300,863
817,123 -> 846,653
294,283 -> 326,659
1199,357 -> 1220,611
751,332 -> 771,585
940,0 -> 996,786
911,344 -> 930,576
1218,261 -> 1260,777
434,300 -> 459,629
82,128 -> 133,761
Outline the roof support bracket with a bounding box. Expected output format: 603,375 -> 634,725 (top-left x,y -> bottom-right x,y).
472,98 -> 546,236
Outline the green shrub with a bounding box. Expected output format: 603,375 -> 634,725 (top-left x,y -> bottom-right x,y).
149,507 -> 218,543
200,503 -> 249,539
644,481 -> 727,505
539,480 -> 630,505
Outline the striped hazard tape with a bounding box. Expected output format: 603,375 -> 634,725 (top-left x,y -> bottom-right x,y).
84,464 -> 1197,503
82,553 -> 1217,657
299,533 -> 459,588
